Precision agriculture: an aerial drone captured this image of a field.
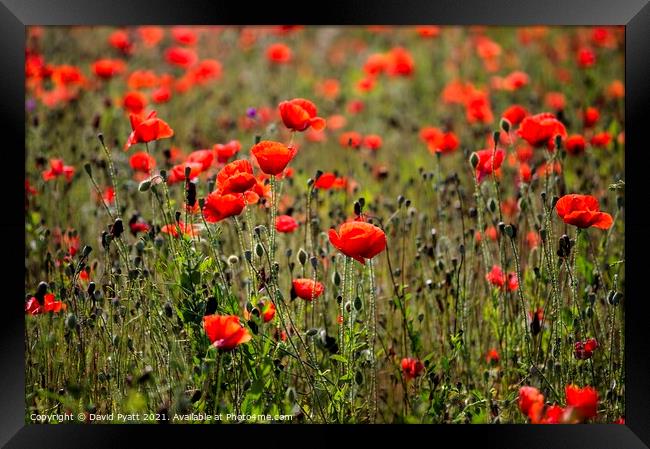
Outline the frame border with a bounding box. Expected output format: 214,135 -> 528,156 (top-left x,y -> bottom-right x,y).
4,1 -> 649,447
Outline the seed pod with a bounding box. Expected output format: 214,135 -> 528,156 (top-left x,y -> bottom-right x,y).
469,152 -> 479,169
354,296 -> 362,311
332,271 -> 341,286
297,248 -> 307,266
111,218 -> 124,238
244,250 -> 252,263
488,198 -> 498,213
310,256 -> 318,269
500,118 -> 510,133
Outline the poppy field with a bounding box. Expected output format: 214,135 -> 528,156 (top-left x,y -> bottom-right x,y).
24,26 -> 625,424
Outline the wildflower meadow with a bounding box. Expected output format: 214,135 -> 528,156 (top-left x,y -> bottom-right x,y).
24,26 -> 625,424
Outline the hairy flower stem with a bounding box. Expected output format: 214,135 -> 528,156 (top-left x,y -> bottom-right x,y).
368,258 -> 378,424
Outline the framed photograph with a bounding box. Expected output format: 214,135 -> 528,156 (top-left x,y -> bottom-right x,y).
3,0 -> 649,447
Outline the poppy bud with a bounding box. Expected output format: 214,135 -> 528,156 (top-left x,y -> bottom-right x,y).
354,201 -> 362,216
65,313 -> 77,330
459,244 -> 465,255
554,134 -> 563,150
84,163 -> 92,177
297,248 -> 307,266
551,196 -> 559,209
333,271 -> 341,286
254,135 -> 261,145
469,152 -> 479,169
160,169 -> 167,182
354,296 -> 362,311
254,225 -> 266,236
314,170 -> 323,181
228,255 -> 239,266
97,133 -> 105,147
255,243 -> 264,257
138,179 -> 151,192
344,301 -> 351,312
541,191 -> 547,203
82,245 -> 92,258
500,118 -> 510,133
505,224 -> 516,239
493,131 -> 501,146
186,182 -> 196,207
310,256 -> 318,269
488,198 -> 498,213
87,282 -> 96,296
397,195 -> 405,207
111,218 -> 124,238
35,281 -> 48,300
244,250 -> 252,263
498,221 -> 506,232
540,228 -> 547,242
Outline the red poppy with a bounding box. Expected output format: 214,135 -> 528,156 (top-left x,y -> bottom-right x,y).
502,71 -> 529,91
363,134 -> 383,151
415,26 -> 441,38
278,98 -> 326,132
127,70 -> 158,89
189,59 -> 223,85
518,386 -> 545,421
213,140 -> 242,164
161,221 -> 199,238
171,26 -> 198,46
423,129 -> 459,155
583,107 -> 600,127
516,113 -> 567,150
292,279 -> 325,301
565,385 -> 598,421
130,221 -> 150,235
42,159 -> 75,182
316,78 -> 340,99
574,338 -> 599,360
25,297 -> 42,315
356,76 -> 376,93
386,47 -> 415,76
472,148 -> 504,182
124,111 -> 174,150
401,357 -> 424,380
122,91 -> 147,114
526,230 -> 540,249
577,48 -> 596,68
486,348 -> 500,365
590,131 -> 612,148
108,30 -> 132,54
186,149 -> 214,172
91,58 -> 125,79
328,221 -> 387,265
138,26 -> 164,47
363,53 -> 388,76
518,162 -> 532,183
129,151 -> 156,173
465,90 -> 494,124
485,265 -> 505,287
266,43 -> 292,64
251,140 -> 297,176
202,192 -> 246,223
607,80 -> 625,99
502,104 -> 529,126
216,160 -> 256,194
166,162 -> 203,185
555,194 -> 613,229
339,131 -> 363,149
43,293 -> 66,313
565,135 -> 586,155
314,172 -> 336,189
152,86 -> 171,104
545,92 -> 566,111
203,314 -> 252,351
276,215 -> 298,233
261,301 -> 276,322
165,47 -> 198,68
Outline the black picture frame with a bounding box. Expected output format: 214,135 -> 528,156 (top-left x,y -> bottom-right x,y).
3,1 -> 649,447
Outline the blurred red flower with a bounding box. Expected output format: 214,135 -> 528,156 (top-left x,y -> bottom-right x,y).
276,215 -> 299,233
42,158 -> 75,182
91,58 -> 125,79
266,43 -> 292,64
401,357 -> 424,380
213,140 -> 242,164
